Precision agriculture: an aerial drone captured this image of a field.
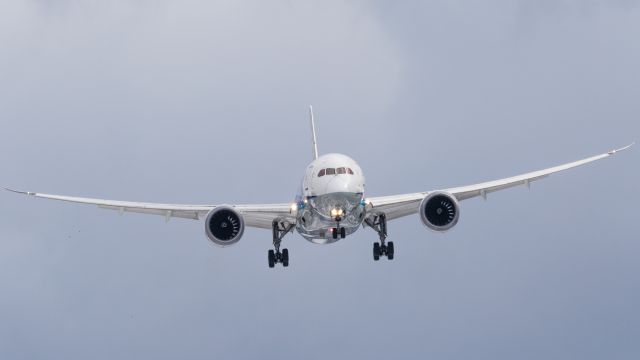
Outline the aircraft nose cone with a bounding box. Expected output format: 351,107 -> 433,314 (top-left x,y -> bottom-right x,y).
325,176 -> 359,194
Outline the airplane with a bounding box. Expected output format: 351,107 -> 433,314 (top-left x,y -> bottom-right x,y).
5,107 -> 633,268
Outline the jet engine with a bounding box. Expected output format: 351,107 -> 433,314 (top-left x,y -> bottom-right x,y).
419,191 -> 460,232
205,206 -> 245,246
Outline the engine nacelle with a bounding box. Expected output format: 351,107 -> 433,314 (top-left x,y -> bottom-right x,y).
205,206 -> 245,246
419,191 -> 460,232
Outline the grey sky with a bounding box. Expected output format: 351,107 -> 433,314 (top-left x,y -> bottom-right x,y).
1,1 -> 638,359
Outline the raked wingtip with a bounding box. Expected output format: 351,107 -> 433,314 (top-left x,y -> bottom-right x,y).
608,143 -> 634,155
4,188 -> 35,195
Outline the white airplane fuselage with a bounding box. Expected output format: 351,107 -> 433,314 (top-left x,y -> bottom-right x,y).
295,153 -> 366,244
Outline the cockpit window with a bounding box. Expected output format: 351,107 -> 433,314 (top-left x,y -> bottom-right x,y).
318,167 -> 355,176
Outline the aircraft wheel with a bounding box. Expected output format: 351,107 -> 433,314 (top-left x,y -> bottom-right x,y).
373,242 -> 380,261
282,248 -> 289,267
340,227 -> 346,239
332,228 -> 338,240
268,250 -> 275,268
387,241 -> 394,260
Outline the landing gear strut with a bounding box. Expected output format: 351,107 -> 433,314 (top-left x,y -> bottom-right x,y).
269,220 -> 294,268
365,213 -> 394,261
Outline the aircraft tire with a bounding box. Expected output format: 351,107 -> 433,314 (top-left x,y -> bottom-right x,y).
268,250 -> 275,268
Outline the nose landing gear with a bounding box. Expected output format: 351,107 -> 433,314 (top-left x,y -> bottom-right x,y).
331,213 -> 347,240
365,213 -> 394,261
269,220 -> 294,268
331,226 -> 347,240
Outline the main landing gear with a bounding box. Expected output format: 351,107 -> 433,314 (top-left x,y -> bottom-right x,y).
269,220 -> 294,268
365,213 -> 394,261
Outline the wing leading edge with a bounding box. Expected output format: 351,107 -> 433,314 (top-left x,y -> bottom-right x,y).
366,144 -> 633,221
3,188 -> 294,229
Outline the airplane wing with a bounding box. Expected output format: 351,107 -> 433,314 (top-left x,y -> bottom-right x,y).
365,144 -> 633,221
3,188 -> 294,229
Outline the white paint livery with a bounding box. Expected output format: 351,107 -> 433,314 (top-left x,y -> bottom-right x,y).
5,111 -> 633,268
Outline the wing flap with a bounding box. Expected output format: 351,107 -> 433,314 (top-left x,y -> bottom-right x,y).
97,205 -> 204,220
447,174 -> 549,201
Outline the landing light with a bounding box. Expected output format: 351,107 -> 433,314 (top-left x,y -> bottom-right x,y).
330,208 -> 344,218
